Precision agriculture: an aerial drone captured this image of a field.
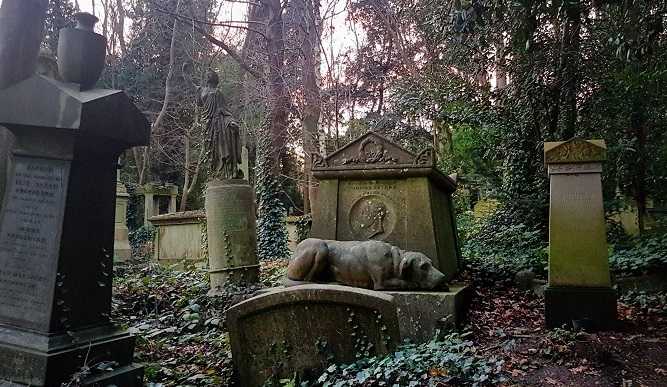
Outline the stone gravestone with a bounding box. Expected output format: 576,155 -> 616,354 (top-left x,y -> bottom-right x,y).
0,17 -> 150,385
227,284 -> 400,387
544,139 -> 617,328
311,132 -> 460,280
114,169 -> 132,261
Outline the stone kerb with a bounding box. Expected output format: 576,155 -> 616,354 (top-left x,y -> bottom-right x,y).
227,284 -> 401,387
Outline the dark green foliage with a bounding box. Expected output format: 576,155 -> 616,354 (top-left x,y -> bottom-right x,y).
128,224 -> 156,258
313,332 -> 505,386
255,127 -> 290,261
610,234 -> 667,276
460,206 -> 548,283
43,0 -> 76,54
295,214 -> 312,243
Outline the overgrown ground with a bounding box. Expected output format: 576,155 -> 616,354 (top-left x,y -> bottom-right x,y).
110,260 -> 667,386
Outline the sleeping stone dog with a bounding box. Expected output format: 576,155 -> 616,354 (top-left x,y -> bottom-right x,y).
286,238 -> 448,290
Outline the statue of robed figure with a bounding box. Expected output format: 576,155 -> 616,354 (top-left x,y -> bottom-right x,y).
198,69 -> 242,180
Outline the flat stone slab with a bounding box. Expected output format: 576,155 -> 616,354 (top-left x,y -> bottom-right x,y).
227,284 -> 400,387
385,285 -> 469,344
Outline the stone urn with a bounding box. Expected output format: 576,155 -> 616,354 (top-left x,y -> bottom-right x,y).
57,12 -> 106,89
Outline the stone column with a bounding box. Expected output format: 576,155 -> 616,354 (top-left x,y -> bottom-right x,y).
167,183 -> 178,213
205,179 -> 259,295
142,184 -> 156,224
544,139 -> 616,329
114,170 -> 131,261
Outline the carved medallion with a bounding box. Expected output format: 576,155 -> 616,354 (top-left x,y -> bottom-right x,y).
349,195 -> 396,240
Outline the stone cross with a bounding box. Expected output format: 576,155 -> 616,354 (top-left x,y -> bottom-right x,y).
543,139 -> 616,329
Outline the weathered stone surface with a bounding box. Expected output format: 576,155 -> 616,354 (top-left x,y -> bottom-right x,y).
0,74 -> 148,385
544,139 -> 616,328
142,182 -> 178,224
114,172 -> 131,261
149,210 -> 207,266
287,239 -> 448,290
311,132 -> 460,280
227,284 -> 400,387
545,140 -> 610,287
385,285 -> 469,343
206,179 -> 258,292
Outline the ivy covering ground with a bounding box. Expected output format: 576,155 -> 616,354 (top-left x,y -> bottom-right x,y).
110,257 -> 667,386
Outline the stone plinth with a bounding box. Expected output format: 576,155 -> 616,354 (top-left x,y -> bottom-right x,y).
149,210 -> 207,267
141,182 -> 178,224
114,175 -> 131,262
205,179 -> 259,293
227,284 -> 400,387
544,139 -> 616,328
0,75 -> 149,386
385,285 -> 469,343
311,132 -> 460,280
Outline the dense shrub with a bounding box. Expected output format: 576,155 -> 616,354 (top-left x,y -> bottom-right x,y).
459,206 -> 548,283
129,224 -> 156,259
609,233 -> 667,276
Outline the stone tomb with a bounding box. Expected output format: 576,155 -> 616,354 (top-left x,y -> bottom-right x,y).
227,284 -> 400,386
544,139 -> 617,328
141,182 -> 178,224
0,75 -> 149,385
149,210 -> 207,266
311,132 -> 460,280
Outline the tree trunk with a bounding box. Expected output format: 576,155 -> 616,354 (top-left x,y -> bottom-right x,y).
300,0 -> 322,214
133,0 -> 183,186
558,0 -> 581,139
265,0 -> 289,175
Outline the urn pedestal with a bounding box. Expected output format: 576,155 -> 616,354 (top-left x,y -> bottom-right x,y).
205,179 -> 259,294
0,75 -> 149,386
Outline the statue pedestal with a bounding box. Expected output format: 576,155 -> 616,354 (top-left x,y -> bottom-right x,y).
205,179 -> 259,295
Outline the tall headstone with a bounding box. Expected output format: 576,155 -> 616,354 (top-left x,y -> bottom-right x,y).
0,13 -> 150,385
114,170 -> 132,261
206,179 -> 259,294
544,139 -> 616,328
310,132 -> 461,280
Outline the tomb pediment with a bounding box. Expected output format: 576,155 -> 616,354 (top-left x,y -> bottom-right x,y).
544,139 -> 606,164
312,131 -> 435,171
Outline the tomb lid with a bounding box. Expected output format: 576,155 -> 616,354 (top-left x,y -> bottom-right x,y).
0,75 -> 149,147
544,139 -> 606,165
148,210 -> 206,225
313,131 -> 456,192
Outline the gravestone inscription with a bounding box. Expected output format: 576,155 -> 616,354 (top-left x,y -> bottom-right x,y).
0,157 -> 68,329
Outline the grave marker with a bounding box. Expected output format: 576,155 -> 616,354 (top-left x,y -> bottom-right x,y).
544,139 -> 617,328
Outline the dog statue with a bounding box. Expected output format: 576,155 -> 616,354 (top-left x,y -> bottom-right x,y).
286,238 -> 448,291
